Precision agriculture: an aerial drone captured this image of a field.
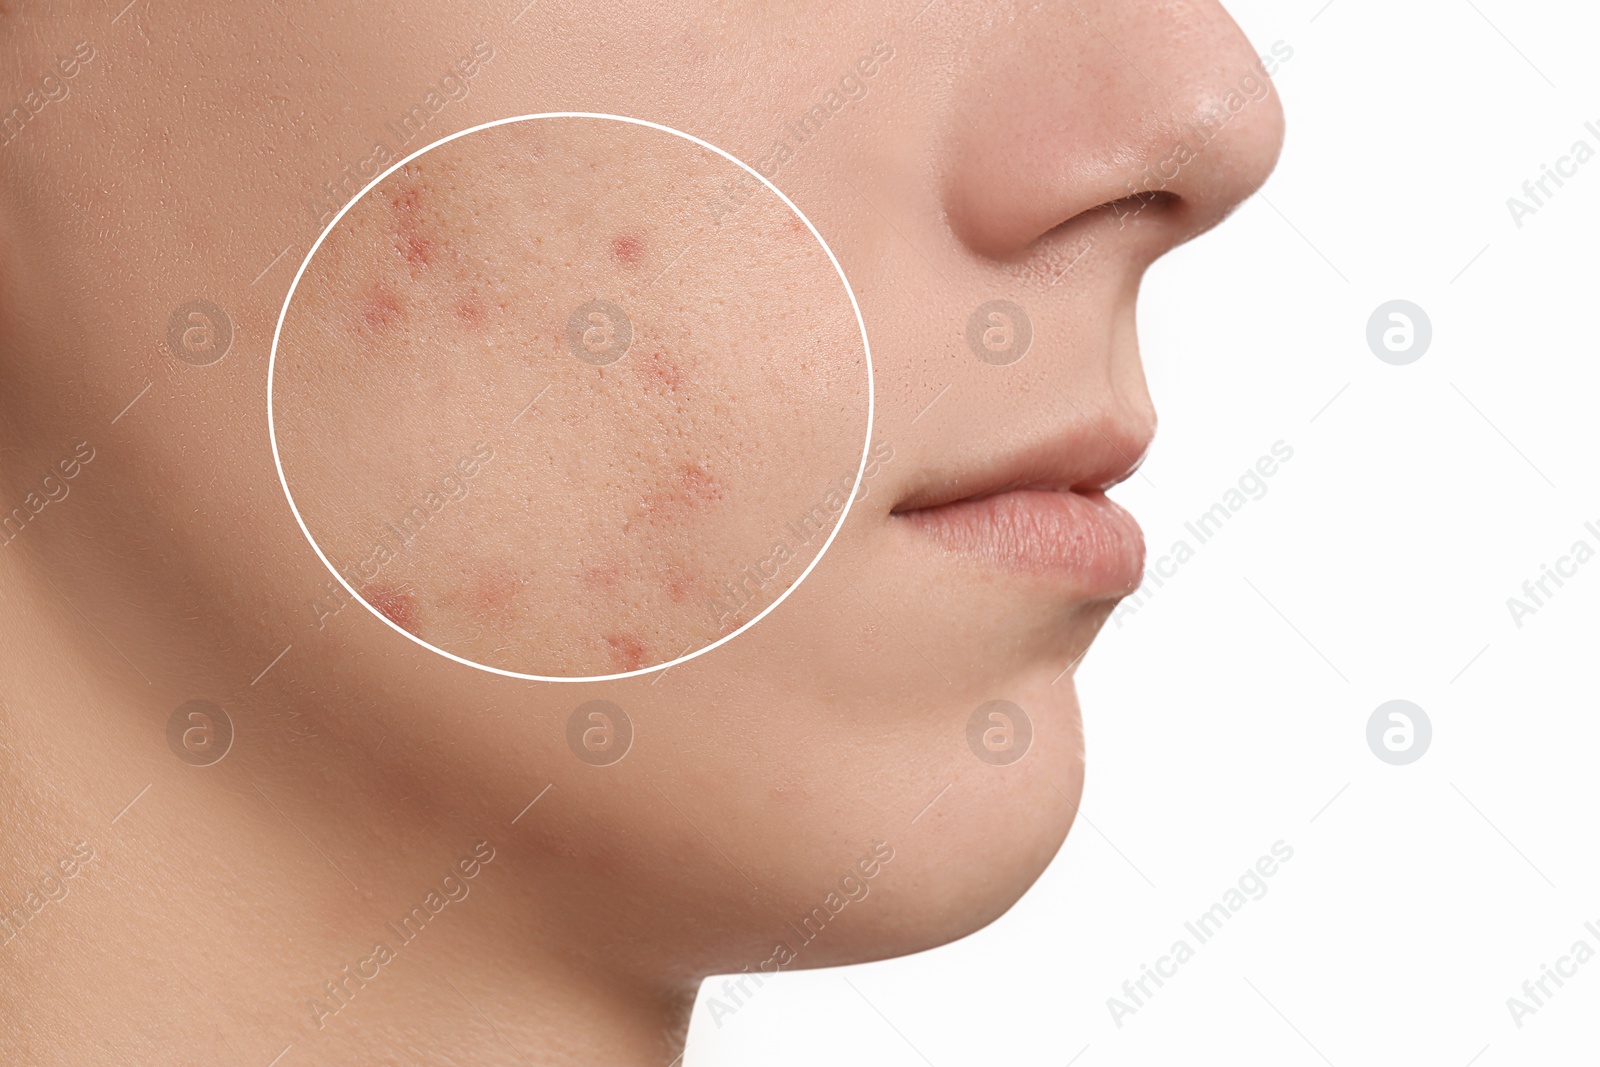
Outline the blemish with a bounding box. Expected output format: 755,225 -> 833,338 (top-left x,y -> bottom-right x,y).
677,461 -> 722,504
360,283 -> 404,330
366,586 -> 420,634
661,562 -> 697,603
603,632 -> 649,671
389,182 -> 437,273
400,233 -> 435,270
633,349 -> 686,394
640,460 -> 723,520
469,565 -> 526,624
611,234 -> 645,270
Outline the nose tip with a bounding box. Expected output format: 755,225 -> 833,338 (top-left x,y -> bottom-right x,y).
942,0 -> 1287,262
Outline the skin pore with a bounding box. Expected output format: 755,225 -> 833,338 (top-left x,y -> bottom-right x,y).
275,116 -> 869,677
0,2 -> 1282,1064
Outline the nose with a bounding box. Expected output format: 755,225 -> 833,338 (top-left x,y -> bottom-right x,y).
942,0 -> 1287,264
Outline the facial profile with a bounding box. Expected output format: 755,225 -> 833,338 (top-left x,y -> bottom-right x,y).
0,1 -> 1285,1063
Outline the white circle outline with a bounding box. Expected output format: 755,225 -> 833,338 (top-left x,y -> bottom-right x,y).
267,112 -> 875,683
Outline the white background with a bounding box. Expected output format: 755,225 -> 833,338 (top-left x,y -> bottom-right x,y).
689,0 -> 1600,1063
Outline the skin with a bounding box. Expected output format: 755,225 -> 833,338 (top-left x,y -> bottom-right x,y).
0,2 -> 1283,1064
275,116 -> 869,676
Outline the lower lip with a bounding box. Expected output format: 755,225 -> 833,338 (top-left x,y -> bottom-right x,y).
898,489 -> 1145,594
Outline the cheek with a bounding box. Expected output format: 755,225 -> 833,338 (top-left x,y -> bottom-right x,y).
364,585 -> 420,634
677,463 -> 721,504
610,233 -> 645,269
389,182 -> 441,273
632,349 -> 686,394
582,561 -> 627,589
360,283 -> 404,330
602,632 -> 649,671
639,461 -> 723,521
659,562 -> 697,604
453,287 -> 487,327
466,565 -> 527,623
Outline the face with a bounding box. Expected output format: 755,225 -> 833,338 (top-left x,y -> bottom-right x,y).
0,0 -> 1282,1008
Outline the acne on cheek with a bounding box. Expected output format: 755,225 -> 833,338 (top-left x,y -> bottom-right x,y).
659,561 -> 698,603
639,461 -> 724,522
355,270 -> 495,344
603,632 -> 649,671
360,283 -> 405,330
610,233 -> 645,269
632,349 -> 686,394
468,565 -> 526,622
678,464 -> 721,505
389,182 -> 439,274
368,178 -> 513,336
365,586 -> 420,634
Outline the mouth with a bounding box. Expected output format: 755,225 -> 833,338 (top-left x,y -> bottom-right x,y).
891,421 -> 1151,595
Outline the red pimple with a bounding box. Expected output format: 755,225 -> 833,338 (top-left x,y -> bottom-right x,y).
401,233 -> 435,270
640,460 -> 723,521
360,283 -> 404,330
633,349 -> 685,394
366,586 -> 420,634
603,632 -> 649,671
611,234 -> 645,269
389,182 -> 437,272
661,562 -> 697,603
677,461 -> 722,504
472,566 -> 526,619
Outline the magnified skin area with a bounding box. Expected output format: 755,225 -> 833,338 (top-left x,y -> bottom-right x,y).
274,118 -> 869,675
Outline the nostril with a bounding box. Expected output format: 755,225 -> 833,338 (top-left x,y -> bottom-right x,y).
1005,192 -> 1182,279
1085,190 -> 1181,235
1032,191 -> 1183,247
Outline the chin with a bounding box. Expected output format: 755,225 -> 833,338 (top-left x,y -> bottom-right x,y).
763,680 -> 1088,973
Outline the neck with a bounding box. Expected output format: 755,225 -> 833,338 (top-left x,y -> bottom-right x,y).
0,561 -> 696,1066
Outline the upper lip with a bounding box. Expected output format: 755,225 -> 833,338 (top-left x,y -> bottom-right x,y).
892,417 -> 1154,513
